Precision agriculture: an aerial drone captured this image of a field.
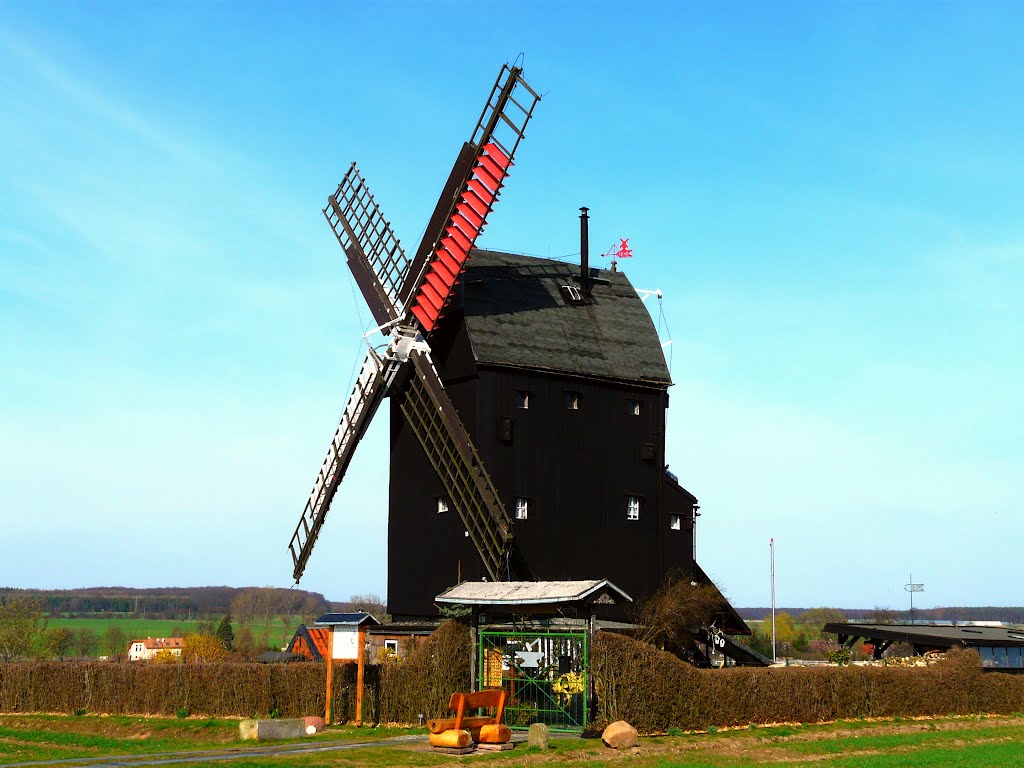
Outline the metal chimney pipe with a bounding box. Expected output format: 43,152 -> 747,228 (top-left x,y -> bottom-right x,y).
579,206 -> 589,289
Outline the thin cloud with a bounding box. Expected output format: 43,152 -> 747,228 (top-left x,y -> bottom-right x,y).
0,26 -> 206,170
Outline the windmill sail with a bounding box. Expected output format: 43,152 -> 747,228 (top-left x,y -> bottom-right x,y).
288,347 -> 402,582
291,63 -> 540,586
405,65 -> 541,334
325,164 -> 410,326
398,351 -> 514,581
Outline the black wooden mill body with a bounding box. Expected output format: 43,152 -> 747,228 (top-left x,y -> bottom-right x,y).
387,249 -> 710,621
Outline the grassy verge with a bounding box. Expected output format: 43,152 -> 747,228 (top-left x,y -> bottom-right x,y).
0,715 -> 424,765
2,714 -> 1023,767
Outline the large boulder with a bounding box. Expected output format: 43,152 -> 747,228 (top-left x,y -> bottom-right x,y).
303,716 -> 325,735
601,720 -> 639,749
527,722 -> 550,749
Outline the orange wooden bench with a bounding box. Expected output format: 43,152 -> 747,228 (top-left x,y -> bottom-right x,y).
427,689 -> 511,749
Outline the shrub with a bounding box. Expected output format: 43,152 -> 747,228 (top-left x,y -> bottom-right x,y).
376,620 -> 471,723
182,634 -> 227,663
592,632 -> 1024,733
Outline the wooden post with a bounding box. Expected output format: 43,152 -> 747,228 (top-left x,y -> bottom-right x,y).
469,609 -> 478,692
325,628 -> 334,725
355,626 -> 366,726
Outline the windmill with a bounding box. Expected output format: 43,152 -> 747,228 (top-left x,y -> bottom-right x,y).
288,64 -> 541,586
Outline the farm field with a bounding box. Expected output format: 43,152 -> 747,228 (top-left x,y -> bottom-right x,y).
46,617 -> 301,648
1,714 -> 1023,767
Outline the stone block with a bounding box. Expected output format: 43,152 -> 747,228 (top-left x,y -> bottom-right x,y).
239,718 -> 306,741
527,722 -> 550,749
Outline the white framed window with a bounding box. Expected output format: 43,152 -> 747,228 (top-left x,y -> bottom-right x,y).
515,390 -> 531,409
565,391 -> 581,410
384,639 -> 399,653
436,497 -> 448,514
627,399 -> 641,416
515,497 -> 529,520
626,495 -> 641,521
669,514 -> 681,530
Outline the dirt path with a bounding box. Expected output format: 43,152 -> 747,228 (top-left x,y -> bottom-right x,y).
1,734 -> 426,768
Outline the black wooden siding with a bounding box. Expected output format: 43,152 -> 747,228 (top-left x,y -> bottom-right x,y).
387,356 -> 696,619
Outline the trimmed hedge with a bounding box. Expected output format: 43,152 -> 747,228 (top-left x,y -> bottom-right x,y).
0,661 -> 345,719
5,627 -> 1022,730
0,621 -> 471,722
591,632 -> 1024,732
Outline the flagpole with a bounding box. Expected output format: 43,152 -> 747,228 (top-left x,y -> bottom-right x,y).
770,537 -> 777,663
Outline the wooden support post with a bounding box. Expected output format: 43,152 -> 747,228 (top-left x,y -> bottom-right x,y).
587,607 -> 597,721
355,626 -> 366,726
470,610 -> 478,692
325,628 -> 334,726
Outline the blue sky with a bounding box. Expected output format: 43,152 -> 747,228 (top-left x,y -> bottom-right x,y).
2,2 -> 1021,610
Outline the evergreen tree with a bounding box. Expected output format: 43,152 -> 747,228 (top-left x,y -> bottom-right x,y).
216,613 -> 234,650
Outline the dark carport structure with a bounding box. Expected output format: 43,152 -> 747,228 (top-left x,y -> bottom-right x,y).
824,622 -> 1024,671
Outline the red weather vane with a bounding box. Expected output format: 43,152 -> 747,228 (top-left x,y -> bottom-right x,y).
602,238 -> 633,271
602,238 -> 633,259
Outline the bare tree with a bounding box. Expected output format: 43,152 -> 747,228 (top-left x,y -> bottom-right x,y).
871,606 -> 898,625
0,597 -> 47,662
46,627 -> 74,660
799,607 -> 847,642
103,624 -> 128,658
72,628 -> 97,658
634,577 -> 724,650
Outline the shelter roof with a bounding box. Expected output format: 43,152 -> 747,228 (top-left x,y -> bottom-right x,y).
255,651 -> 303,663
436,579 -> 631,606
824,622 -> 1024,647
461,251 -> 671,386
314,611 -> 381,627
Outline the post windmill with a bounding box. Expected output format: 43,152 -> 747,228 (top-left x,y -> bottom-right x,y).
289,65 -> 754,649
288,65 -> 542,590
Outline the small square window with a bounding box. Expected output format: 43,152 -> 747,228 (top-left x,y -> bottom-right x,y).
384,639 -> 399,653
565,391 -> 581,410
515,497 -> 529,520
515,390 -> 530,409
626,495 -> 641,521
627,399 -> 641,416
669,514 -> 681,531
436,497 -> 449,514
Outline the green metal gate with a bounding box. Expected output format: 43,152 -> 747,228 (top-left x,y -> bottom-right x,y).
477,629 -> 588,731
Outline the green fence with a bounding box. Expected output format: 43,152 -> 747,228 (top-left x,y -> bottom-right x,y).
477,629 -> 588,731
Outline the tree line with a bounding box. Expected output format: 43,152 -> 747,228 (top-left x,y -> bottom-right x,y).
0,588 -> 389,662
0,586 -> 334,620
738,606 -> 1024,625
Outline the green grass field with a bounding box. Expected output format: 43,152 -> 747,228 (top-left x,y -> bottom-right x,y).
46,617 -> 301,652
1,714 -> 1022,767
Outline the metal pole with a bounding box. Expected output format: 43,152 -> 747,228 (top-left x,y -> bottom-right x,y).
910,574 -> 914,626
904,575 -> 923,626
770,537 -> 776,663
579,207 -> 590,289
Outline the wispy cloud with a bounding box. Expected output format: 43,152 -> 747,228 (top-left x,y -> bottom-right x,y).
0,26 -> 207,169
